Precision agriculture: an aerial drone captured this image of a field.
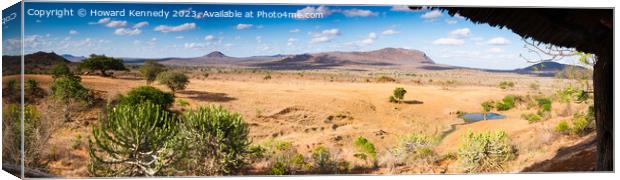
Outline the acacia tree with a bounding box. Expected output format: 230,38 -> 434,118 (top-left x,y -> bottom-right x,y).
80,54 -> 127,77
88,102 -> 186,177
156,71 -> 189,94
139,60 -> 166,85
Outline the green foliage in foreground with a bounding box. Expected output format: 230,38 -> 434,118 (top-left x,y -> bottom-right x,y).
353,136 -> 377,167
2,104 -> 45,169
88,102 -> 185,177
555,106 -> 595,136
118,86 -> 174,108
391,133 -> 436,165
181,105 -> 251,175
457,130 -> 516,173
258,140 -> 308,175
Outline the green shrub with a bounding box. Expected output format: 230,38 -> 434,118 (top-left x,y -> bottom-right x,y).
51,63 -> 80,80
499,81 -> 515,90
268,162 -> 288,175
536,97 -> 552,112
376,76 -> 396,82
2,79 -> 21,103
176,99 -> 190,107
25,79 -> 46,102
521,113 -> 542,123
88,102 -> 185,176
118,86 -> 174,108
50,76 -> 90,122
264,74 -> 272,80
393,87 -> 407,100
312,146 -> 335,172
157,71 -> 189,94
570,110 -> 594,136
353,136 -> 377,167
555,120 -> 570,134
260,140 -> 308,175
481,101 -> 494,113
457,130 -> 516,173
391,133 -> 436,165
495,95 -> 516,111
181,105 -> 251,175
2,104 -> 46,169
139,60 -> 166,85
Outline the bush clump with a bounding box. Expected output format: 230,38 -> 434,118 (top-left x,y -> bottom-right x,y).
556,106 -> 595,136
555,120 -> 570,134
88,102 -> 185,176
117,86 -> 174,108
521,113 -> 543,123
157,71 -> 189,94
181,105 -> 251,175
391,133 -> 436,166
139,60 -> 166,85
389,87 -> 407,103
457,130 -> 516,173
260,140 -> 308,175
495,95 -> 516,111
353,136 -> 377,167
498,81 -> 515,90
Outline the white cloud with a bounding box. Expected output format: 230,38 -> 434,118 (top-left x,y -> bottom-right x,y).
295,5 -> 332,19
106,20 -> 127,28
69,30 -> 79,35
488,47 -> 503,53
486,37 -> 510,45
290,28 -> 300,33
287,38 -> 298,46
133,21 -> 149,28
176,36 -> 184,39
449,28 -> 471,38
359,32 -> 378,46
454,13 -> 466,19
446,19 -> 457,24
114,28 -> 142,36
432,38 -> 464,45
95,18 -> 110,24
341,9 -> 378,17
310,28 -> 340,43
421,10 -> 442,19
205,35 -> 217,41
184,42 -> 204,49
381,29 -> 399,35
154,23 -> 196,32
236,23 -> 253,30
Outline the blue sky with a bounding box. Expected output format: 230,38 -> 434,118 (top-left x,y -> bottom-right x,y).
9,2 -> 580,70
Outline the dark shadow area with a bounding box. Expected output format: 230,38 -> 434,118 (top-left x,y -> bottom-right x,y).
178,90 -> 237,102
402,100 -> 424,104
521,135 -> 596,172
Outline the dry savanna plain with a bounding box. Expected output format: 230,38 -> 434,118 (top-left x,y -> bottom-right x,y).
2,65 -> 595,177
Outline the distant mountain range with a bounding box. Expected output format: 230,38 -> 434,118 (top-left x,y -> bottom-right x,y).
3,52 -> 70,75
4,49 -> 590,76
